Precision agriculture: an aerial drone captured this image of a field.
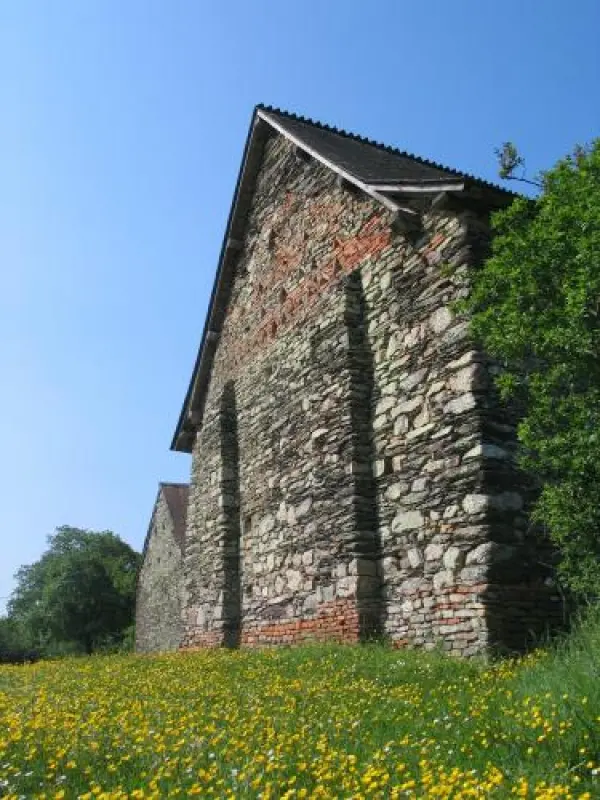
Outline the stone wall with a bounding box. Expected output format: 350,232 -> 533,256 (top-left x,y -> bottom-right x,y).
181,134 -> 384,647
361,207 -> 562,654
136,488 -> 185,653
180,133 -> 563,655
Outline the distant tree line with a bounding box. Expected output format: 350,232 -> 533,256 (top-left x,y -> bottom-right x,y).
0,526 -> 140,662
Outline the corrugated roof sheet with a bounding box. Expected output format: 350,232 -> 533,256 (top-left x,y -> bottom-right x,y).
259,105 -> 517,196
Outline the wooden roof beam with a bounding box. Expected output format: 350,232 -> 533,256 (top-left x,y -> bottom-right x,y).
368,181 -> 466,194
294,145 -> 312,162
392,206 -> 421,234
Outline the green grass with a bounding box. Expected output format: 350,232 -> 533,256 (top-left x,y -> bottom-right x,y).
1,613 -> 599,799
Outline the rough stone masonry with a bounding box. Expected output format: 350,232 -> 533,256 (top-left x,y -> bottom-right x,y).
137,106 -> 565,656
136,483 -> 188,653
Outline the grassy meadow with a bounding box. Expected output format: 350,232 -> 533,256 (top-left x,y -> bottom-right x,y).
1,616 -> 600,799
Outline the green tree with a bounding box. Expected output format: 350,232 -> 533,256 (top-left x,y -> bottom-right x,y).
0,616 -> 21,652
464,140 -> 600,596
8,526 -> 141,654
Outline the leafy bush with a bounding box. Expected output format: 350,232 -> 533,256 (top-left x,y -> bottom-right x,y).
465,140 -> 600,597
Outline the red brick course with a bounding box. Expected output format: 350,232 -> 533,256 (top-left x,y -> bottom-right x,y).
221,203 -> 392,378
179,600 -> 361,651
241,599 -> 361,646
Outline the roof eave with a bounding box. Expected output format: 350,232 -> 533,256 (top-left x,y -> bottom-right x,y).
258,109 -> 403,214
171,108 -> 273,452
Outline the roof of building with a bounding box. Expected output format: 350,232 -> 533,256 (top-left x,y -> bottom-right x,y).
160,483 -> 190,549
259,106 -> 516,195
140,482 -> 190,562
171,105 -> 517,452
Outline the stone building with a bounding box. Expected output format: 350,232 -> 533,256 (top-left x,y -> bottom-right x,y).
140,106 -> 564,656
135,482 -> 189,652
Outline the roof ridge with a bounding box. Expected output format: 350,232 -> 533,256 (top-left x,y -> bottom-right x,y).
159,481 -> 190,489
256,103 -> 517,197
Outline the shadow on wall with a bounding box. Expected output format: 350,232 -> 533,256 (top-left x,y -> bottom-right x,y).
220,381 -> 242,647
482,505 -> 571,655
480,372 -> 571,654
344,271 -> 387,641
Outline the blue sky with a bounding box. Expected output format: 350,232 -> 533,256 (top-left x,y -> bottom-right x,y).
0,1 -> 598,612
